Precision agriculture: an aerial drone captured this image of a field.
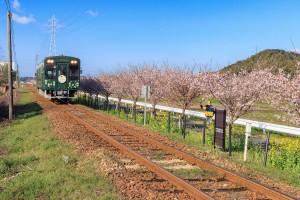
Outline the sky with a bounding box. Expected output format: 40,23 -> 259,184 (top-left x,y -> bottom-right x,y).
0,0 -> 299,77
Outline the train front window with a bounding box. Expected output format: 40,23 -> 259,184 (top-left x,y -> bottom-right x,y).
57,65 -> 66,76
69,65 -> 79,80
46,66 -> 56,79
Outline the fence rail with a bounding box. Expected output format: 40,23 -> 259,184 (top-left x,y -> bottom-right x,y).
94,95 -> 300,136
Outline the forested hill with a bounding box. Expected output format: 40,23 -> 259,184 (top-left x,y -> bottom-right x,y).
222,49 -> 300,75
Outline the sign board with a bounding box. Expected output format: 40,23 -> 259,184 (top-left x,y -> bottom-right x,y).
141,85 -> 150,99
214,109 -> 226,150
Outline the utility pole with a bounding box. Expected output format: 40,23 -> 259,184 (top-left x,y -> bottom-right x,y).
7,11 -> 13,120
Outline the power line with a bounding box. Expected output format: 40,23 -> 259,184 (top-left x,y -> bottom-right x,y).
5,0 -> 11,11
11,21 -> 18,64
58,16 -> 97,37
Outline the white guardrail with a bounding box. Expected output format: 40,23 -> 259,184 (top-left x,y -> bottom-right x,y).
96,96 -> 300,136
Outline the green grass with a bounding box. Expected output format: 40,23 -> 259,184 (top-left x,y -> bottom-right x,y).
0,89 -> 116,199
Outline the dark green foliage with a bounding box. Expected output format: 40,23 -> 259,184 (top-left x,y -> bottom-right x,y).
222,49 -> 300,76
0,64 -> 16,84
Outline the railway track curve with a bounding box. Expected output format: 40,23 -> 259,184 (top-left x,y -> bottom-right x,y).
28,86 -> 296,200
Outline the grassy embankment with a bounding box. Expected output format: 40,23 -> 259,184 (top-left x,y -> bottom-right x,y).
0,88 -> 116,199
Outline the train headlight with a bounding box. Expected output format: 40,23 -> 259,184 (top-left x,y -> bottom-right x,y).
70,60 -> 78,64
46,59 -> 54,64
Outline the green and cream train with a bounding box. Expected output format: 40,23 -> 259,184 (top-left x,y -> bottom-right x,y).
36,55 -> 80,99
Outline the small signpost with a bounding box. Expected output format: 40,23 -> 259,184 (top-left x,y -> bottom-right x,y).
214,109 -> 226,151
141,85 -> 150,125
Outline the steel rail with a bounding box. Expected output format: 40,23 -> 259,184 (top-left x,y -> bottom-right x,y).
60,106 -> 214,200
26,91 -> 213,199
73,105 -> 296,200
27,86 -> 296,200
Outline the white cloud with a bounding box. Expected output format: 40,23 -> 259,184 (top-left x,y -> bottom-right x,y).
86,10 -> 98,17
12,13 -> 35,24
13,0 -> 21,11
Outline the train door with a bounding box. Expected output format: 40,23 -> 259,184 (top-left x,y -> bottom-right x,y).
56,63 -> 68,89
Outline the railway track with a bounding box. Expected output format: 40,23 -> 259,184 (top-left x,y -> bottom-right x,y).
29,87 -> 296,200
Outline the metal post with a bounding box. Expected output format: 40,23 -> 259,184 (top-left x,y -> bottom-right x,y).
263,132 -> 270,167
7,11 -> 13,121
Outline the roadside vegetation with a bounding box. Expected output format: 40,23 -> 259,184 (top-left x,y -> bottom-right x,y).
0,88 -> 116,199
78,96 -> 300,187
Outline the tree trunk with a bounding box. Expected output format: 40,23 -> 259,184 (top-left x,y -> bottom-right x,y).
133,101 -> 137,122
151,104 -> 157,118
178,114 -> 181,129
181,108 -> 186,138
116,98 -> 121,111
105,95 -> 109,105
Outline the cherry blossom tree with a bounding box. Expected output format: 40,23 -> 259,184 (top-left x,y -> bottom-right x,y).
139,63 -> 166,117
97,73 -> 114,104
271,70 -> 300,126
80,76 -> 102,105
80,76 -> 102,94
205,69 -> 275,126
124,64 -> 143,121
164,65 -> 206,137
110,67 -> 128,111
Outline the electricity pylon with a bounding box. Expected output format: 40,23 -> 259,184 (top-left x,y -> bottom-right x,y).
49,15 -> 58,56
